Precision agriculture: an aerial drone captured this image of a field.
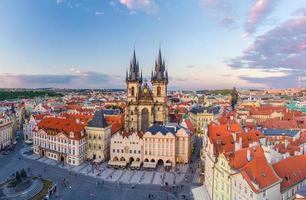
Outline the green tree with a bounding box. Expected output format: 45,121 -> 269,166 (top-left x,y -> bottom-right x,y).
20,169 -> 27,178
15,171 -> 21,181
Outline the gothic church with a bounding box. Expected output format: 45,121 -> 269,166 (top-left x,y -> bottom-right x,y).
125,49 -> 169,132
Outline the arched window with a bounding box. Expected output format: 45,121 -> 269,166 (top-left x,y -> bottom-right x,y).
131,86 -> 135,96
157,86 -> 161,97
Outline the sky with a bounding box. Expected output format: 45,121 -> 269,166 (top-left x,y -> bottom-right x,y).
0,0 -> 306,90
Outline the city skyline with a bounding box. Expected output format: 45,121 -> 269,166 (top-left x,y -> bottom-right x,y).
0,0 -> 306,89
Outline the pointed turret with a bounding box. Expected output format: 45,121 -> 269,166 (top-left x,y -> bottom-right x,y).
127,49 -> 141,82
152,47 -> 167,82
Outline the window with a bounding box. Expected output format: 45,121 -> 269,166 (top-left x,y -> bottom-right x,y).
157,86 -> 161,97
263,190 -> 267,198
131,87 -> 135,96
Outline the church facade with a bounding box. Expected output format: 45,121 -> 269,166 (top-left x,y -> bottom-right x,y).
124,49 -> 169,132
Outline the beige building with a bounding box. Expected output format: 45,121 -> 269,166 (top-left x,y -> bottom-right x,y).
0,115 -> 13,150
85,110 -> 111,161
143,124 -> 192,168
125,49 -> 168,132
109,123 -> 192,169
189,107 -> 214,134
109,131 -> 143,168
33,117 -> 86,166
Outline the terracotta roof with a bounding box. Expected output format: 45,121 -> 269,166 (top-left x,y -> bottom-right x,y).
226,145 -> 264,170
274,143 -> 301,156
237,129 -> 264,148
37,117 -> 85,140
208,123 -> 235,155
273,154 -> 306,191
60,113 -> 93,124
119,131 -> 144,139
240,155 -> 281,193
111,122 -> 123,134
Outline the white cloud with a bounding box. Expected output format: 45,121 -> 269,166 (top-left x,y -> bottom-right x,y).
116,0 -> 158,14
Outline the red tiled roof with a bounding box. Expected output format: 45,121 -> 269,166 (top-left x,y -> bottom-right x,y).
37,117 -> 85,140
208,123 -> 235,155
226,145 -> 264,170
274,142 -> 301,156
240,155 -> 281,193
273,154 -> 306,191
237,129 -> 264,148
111,122 -> 123,135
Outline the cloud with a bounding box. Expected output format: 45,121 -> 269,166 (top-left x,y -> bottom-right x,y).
239,73 -> 306,88
95,11 -> 104,16
199,0 -> 236,29
245,0 -> 277,36
228,8 -> 306,87
186,65 -> 196,69
0,70 -> 122,89
115,0 -> 158,14
56,0 -> 65,4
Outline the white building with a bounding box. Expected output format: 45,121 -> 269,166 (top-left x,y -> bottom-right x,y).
0,115 -> 13,150
33,117 -> 86,166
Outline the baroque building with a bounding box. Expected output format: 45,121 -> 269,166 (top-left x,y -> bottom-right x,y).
125,49 -> 169,132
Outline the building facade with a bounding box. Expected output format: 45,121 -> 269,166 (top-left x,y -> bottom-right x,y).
33,117 -> 86,166
124,49 -> 169,132
85,110 -> 111,161
0,115 -> 13,150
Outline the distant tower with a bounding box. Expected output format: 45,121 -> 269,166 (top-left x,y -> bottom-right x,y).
298,76 -> 301,90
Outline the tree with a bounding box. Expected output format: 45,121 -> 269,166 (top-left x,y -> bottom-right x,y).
20,169 -> 27,178
15,171 -> 21,181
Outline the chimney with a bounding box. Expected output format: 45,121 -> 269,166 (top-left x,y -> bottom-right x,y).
76,119 -> 80,124
285,139 -> 288,149
247,149 -> 251,161
235,141 -> 241,151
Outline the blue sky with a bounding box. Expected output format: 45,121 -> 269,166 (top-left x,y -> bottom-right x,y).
0,0 -> 306,89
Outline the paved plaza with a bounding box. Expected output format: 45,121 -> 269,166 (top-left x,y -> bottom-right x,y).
0,132 -> 208,200
22,147 -> 190,187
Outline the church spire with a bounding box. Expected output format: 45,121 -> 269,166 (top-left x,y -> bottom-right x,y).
152,47 -> 167,82
127,48 -> 141,82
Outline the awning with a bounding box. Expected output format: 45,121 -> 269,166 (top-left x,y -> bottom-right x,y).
93,158 -> 103,163
25,140 -> 33,144
108,160 -> 127,167
191,186 -> 210,200
143,161 -> 157,169
164,162 -> 172,167
130,161 -> 142,168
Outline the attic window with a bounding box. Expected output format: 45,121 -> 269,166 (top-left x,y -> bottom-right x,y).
262,172 -> 266,177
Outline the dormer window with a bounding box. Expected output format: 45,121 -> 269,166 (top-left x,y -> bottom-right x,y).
70,132 -> 74,138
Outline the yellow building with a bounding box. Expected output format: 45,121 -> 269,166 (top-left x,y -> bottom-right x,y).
85,110 -> 111,161
213,154 -> 232,200
188,107 -> 214,134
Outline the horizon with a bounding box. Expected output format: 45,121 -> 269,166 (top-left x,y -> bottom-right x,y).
1,0 -> 306,89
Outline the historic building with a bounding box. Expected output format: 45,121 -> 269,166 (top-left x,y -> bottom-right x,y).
85,110 -> 111,161
124,49 -> 169,132
0,114 -> 13,151
33,117 -> 86,166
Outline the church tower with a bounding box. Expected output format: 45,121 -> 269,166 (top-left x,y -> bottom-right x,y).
125,48 -> 168,132
151,48 -> 168,124
125,49 -> 142,131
